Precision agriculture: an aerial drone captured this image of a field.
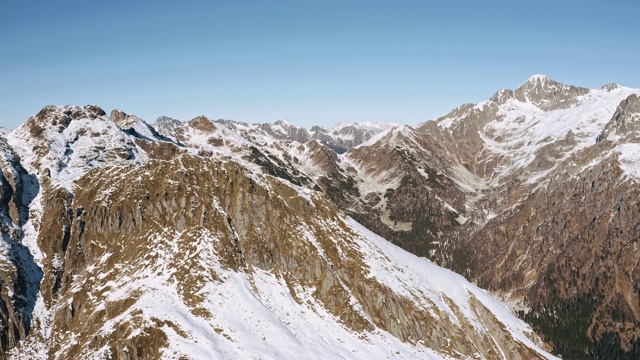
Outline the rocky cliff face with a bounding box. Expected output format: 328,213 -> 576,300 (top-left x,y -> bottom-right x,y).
0,105 -> 554,358
598,93 -> 640,143
513,74 -> 589,111
0,135 -> 41,355
467,148 -> 640,358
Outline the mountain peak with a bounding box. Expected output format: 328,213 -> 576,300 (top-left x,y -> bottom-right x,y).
154,115 -> 182,128
525,74 -> 553,84
155,115 -> 182,125
19,105 -> 106,140
601,83 -> 621,92
274,119 -> 298,128
489,88 -> 515,105
110,108 -> 128,125
515,75 -> 589,111
108,108 -> 153,136
517,75 -> 566,92
329,121 -> 400,133
188,115 -> 217,132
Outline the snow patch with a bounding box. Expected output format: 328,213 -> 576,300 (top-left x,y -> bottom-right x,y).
615,143 -> 640,180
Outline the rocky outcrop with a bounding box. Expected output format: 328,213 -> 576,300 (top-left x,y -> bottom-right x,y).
514,75 -> 589,111
259,120 -> 310,143
153,116 -> 182,136
490,88 -> 515,105
110,109 -> 170,142
188,115 -> 217,133
310,123 -> 397,153
597,93 -> 640,143
109,109 -> 128,125
0,137 -> 42,357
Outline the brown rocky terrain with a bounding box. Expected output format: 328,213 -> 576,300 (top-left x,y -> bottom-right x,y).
143,75 -> 640,358
0,136 -> 42,354
0,105 -> 555,358
428,79 -> 640,359
317,76 -> 640,358
1,74 -> 635,359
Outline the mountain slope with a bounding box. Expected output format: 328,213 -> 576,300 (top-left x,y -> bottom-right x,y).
0,106 -> 554,359
3,75 -> 635,358
327,76 -> 640,358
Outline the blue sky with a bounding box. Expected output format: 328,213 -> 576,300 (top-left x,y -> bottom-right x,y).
1,0 -> 639,129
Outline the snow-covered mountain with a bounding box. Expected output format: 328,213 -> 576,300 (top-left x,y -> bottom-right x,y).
2,74 -> 638,358
310,121 -> 400,153
152,116 -> 398,155
0,105 -> 555,358
312,75 -> 640,358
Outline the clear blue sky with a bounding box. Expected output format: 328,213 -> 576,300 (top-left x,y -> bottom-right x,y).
1,0 -> 639,129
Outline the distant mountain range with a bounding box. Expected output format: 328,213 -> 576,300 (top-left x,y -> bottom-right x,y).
153,115 -> 399,154
0,74 -> 638,358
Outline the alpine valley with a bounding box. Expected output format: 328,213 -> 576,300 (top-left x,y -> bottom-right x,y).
0,75 -> 638,359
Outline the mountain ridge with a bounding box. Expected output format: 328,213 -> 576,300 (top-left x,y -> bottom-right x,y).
0,99 -> 556,358
326,76 -> 640,358
1,74 -> 639,358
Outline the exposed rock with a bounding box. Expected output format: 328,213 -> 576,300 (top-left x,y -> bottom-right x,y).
0,103 -> 556,359
32,155 -> 552,359
153,116 -> 182,137
331,76 -> 640,358
597,93 -> 640,143
310,123 -> 398,153
490,88 -> 515,105
252,119 -> 310,144
514,75 -> 589,111
4,74 -> 635,357
0,138 -> 42,357
188,115 -> 217,133
214,119 -> 250,128
110,109 -> 128,125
